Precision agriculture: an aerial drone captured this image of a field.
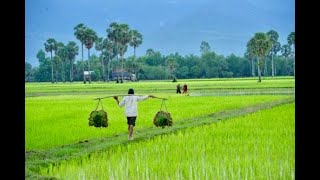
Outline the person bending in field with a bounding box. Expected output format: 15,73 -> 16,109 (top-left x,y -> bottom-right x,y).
182,83 -> 188,95
114,88 -> 155,140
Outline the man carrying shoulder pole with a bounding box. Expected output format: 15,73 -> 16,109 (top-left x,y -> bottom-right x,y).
113,88 -> 155,140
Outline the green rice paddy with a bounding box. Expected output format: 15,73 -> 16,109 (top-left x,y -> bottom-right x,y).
25,77 -> 295,179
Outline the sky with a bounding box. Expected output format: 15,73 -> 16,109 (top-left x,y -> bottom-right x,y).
25,0 -> 295,67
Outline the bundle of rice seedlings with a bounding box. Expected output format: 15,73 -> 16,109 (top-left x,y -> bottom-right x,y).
88,110 -> 108,128
153,111 -> 173,128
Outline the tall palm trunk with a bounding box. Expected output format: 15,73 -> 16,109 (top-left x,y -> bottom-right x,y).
69,59 -> 73,82
264,58 -> 268,76
257,57 -> 262,82
251,58 -> 255,77
116,55 -> 119,82
121,54 -> 124,83
50,51 -> 54,83
82,43 -> 86,84
133,51 -> 137,81
271,54 -> 274,77
101,56 -> 106,82
88,49 -> 91,83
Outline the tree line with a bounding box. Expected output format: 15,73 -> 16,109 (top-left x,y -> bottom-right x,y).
25,22 -> 295,83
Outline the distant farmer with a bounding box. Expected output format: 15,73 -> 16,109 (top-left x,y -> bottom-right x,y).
176,84 -> 181,94
182,83 -> 188,95
113,89 -> 155,140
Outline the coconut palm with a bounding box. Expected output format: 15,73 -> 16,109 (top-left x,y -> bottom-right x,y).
74,23 -> 87,83
246,33 -> 272,82
66,41 -> 79,82
83,27 -> 98,83
44,38 -> 58,83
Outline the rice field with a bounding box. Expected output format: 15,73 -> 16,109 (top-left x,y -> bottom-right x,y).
25,77 -> 295,179
39,103 -> 295,179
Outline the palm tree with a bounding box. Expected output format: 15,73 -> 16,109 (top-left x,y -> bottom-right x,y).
74,23 -> 87,83
95,37 -> 106,82
129,29 -> 143,57
266,30 -> 280,77
83,27 -> 98,83
66,41 -> 79,82
107,22 -> 131,83
129,29 -> 143,81
105,39 -> 117,81
56,42 -> 68,83
246,32 -> 272,82
44,38 -> 58,83
107,22 -> 120,82
287,32 -> 295,77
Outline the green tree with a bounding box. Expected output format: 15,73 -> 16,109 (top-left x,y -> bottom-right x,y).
281,44 -> 292,59
146,48 -> 155,56
105,39 -> 117,81
287,32 -> 295,76
246,32 -> 272,82
25,62 -> 32,82
74,23 -> 87,83
281,44 -> 292,75
95,37 -> 106,82
66,41 -> 79,82
44,38 -> 58,83
56,42 -> 68,82
34,50 -> 51,82
107,22 -> 132,83
266,30 -> 280,77
53,56 -> 61,83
